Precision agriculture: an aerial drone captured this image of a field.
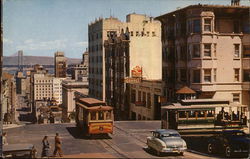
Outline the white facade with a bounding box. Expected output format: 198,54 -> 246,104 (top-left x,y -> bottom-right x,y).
62,79 -> 88,120
33,74 -> 64,104
53,78 -> 65,104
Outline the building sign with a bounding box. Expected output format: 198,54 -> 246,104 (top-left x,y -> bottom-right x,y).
131,66 -> 142,78
124,77 -> 141,83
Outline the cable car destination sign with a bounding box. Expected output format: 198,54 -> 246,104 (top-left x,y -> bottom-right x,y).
124,66 -> 142,83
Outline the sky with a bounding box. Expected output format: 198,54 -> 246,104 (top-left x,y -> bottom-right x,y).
3,0 -> 250,59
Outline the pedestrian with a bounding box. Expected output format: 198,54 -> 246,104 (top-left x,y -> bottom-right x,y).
41,136 -> 50,158
53,133 -> 63,157
2,132 -> 8,145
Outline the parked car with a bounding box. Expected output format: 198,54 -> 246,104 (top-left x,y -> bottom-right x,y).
146,129 -> 187,156
207,130 -> 250,157
3,144 -> 37,158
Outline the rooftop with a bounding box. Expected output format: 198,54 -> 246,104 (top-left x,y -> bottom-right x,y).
78,98 -> 106,105
156,4 -> 250,19
176,86 -> 196,94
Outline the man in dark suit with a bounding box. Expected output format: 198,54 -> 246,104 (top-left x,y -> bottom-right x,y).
53,133 -> 63,157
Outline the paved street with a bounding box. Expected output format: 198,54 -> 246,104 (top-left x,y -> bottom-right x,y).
5,121 -> 216,158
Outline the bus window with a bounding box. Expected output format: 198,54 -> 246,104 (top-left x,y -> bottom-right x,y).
106,110 -> 111,120
179,111 -> 187,118
98,111 -> 104,120
91,112 -> 96,120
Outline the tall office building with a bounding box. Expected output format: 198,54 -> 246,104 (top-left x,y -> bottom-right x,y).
54,51 -> 67,78
104,14 -> 162,119
88,17 -> 121,100
18,50 -> 24,72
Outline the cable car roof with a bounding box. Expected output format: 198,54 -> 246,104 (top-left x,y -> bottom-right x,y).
77,98 -> 106,106
161,103 -> 247,110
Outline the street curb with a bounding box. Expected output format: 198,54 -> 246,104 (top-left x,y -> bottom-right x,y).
187,149 -> 220,159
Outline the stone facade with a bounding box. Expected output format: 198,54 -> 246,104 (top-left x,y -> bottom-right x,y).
130,80 -> 164,120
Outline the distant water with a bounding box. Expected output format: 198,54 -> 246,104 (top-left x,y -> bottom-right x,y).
3,67 -> 54,75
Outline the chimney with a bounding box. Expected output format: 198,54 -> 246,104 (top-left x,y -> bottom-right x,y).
231,0 -> 240,6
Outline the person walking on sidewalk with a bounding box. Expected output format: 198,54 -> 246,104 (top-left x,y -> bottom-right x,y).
41,136 -> 50,158
2,132 -> 8,145
53,133 -> 63,157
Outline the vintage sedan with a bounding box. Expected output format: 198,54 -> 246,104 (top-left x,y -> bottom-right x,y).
146,129 -> 187,156
207,130 -> 250,157
3,144 -> 37,158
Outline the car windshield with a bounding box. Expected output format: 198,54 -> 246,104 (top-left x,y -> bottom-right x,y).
161,133 -> 180,138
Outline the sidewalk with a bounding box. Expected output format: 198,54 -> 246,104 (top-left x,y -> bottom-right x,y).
49,153 -> 116,158
3,123 -> 25,130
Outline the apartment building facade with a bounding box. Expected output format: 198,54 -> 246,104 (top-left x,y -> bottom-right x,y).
156,4 -> 250,108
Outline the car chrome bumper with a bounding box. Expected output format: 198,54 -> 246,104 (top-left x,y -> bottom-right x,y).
161,147 -> 187,153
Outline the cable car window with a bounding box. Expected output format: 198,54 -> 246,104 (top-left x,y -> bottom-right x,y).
188,111 -> 196,118
179,111 -> 187,118
99,111 -> 104,120
106,110 -> 111,120
207,110 -> 214,117
91,112 -> 96,120
197,111 -> 205,117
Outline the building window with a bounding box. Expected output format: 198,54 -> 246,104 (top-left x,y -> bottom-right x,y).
234,69 -> 240,82
180,46 -> 186,61
138,114 -> 141,120
131,89 -> 136,103
130,31 -> 133,36
143,92 -> 146,107
232,93 -> 240,103
213,68 -> 217,82
204,69 -> 211,82
243,70 -> 250,82
193,19 -> 201,33
136,31 -> 139,36
243,45 -> 250,58
243,20 -> 250,33
192,44 -> 200,58
188,20 -> 192,33
204,44 -> 211,57
146,31 -> 150,37
180,69 -> 186,82
152,32 -> 156,37
204,18 -> 212,32
147,93 -> 151,108
234,44 -> 240,58
214,44 -> 217,57
193,70 -> 200,83
138,91 -> 141,102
